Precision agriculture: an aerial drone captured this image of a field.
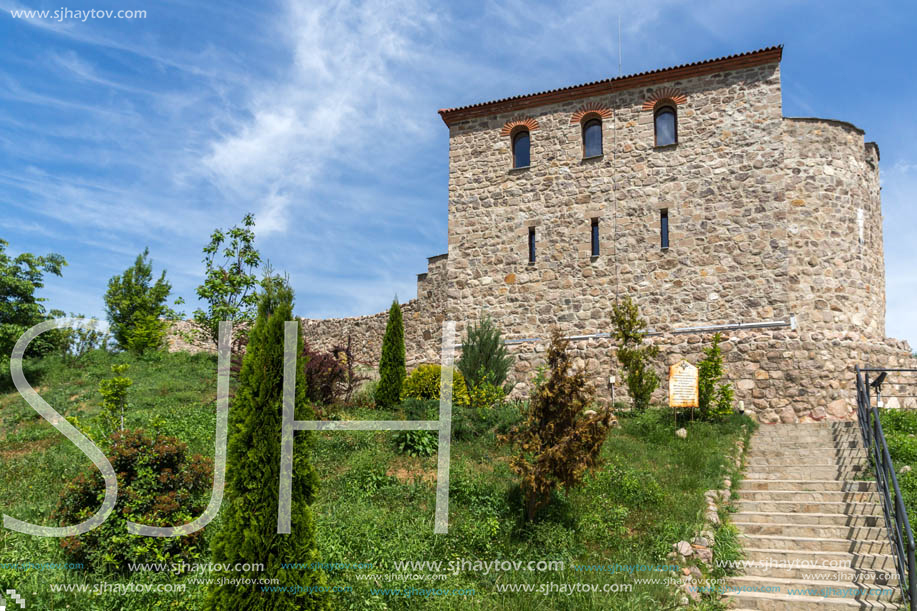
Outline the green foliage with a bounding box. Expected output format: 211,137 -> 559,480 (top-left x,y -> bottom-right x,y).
192,213 -> 262,347
468,376 -> 506,411
611,296 -> 659,411
55,428 -> 212,573
502,328 -> 615,521
374,299 -> 405,409
393,398 -> 438,457
394,430 -> 437,457
98,364 -> 132,437
206,276 -> 328,610
104,248 -> 179,354
711,522 -> 743,580
457,315 -> 514,391
61,314 -> 111,358
0,238 -> 68,359
697,332 -> 734,421
401,363 -> 471,407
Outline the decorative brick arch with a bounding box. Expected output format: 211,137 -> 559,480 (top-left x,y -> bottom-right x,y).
570,103 -> 613,124
500,117 -> 539,137
642,87 -> 687,111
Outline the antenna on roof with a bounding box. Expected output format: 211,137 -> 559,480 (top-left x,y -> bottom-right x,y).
618,15 -> 622,76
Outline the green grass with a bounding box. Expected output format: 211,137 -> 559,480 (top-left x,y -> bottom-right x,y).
0,350 -> 752,610
877,409 -> 917,528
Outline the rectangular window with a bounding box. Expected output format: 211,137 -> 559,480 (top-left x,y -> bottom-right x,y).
660,209 -> 669,249
591,218 -> 599,256
528,227 -> 536,263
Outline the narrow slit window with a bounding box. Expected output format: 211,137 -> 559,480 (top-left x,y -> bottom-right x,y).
660,209 -> 669,249
513,130 -> 530,168
591,218 -> 600,256
583,119 -> 602,158
528,227 -> 536,263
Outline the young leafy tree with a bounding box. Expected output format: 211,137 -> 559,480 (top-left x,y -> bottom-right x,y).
206,276 -> 328,611
98,364 -> 132,437
374,299 -> 405,409
193,213 -> 261,346
0,238 -> 67,359
501,328 -> 615,521
697,332 -> 734,420
611,296 -> 659,411
457,315 -> 515,392
104,248 -> 179,354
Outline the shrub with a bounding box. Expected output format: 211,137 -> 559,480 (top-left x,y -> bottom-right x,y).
125,312 -> 168,355
611,296 -> 659,411
457,316 -> 514,391
394,430 -> 438,457
375,300 -> 405,409
393,398 -> 439,456
401,363 -> 470,407
54,429 -> 212,572
331,335 -> 369,404
302,342 -> 346,405
698,332 -> 734,420
206,277 -> 328,610
104,248 -> 180,354
468,377 -> 506,411
501,328 -> 615,521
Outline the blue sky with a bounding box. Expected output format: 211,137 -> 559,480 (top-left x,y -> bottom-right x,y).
1,0 -> 915,347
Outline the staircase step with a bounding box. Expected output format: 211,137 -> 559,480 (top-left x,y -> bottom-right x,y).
737,501 -> 882,515
734,512 -> 882,527
740,480 -> 876,492
736,561 -> 898,586
748,443 -> 867,458
741,549 -> 898,570
738,534 -> 891,554
745,467 -> 867,480
725,584 -> 900,609
735,522 -> 887,540
726,575 -> 900,602
737,491 -> 879,503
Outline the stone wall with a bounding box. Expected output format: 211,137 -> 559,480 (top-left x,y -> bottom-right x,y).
784,118 -> 885,339
444,62 -> 788,340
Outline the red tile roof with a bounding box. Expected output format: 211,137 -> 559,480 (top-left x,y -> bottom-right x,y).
438,45 -> 783,126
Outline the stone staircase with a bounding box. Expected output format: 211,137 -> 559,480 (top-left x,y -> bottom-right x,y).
728,422 -> 902,610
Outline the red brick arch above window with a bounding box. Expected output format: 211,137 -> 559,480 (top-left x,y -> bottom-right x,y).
642,87 -> 687,111
569,103 -> 613,124
500,117 -> 539,136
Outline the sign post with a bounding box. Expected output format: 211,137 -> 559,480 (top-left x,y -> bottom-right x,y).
668,360 -> 699,423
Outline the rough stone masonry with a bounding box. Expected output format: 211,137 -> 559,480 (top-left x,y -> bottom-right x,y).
169,46 -> 915,423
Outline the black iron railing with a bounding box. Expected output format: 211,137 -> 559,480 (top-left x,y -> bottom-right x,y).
856,365 -> 917,608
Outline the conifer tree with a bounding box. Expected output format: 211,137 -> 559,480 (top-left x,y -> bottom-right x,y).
374,299 -> 405,408
205,277 -> 327,611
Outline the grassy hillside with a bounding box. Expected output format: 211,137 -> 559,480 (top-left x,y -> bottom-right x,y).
0,350 -> 752,610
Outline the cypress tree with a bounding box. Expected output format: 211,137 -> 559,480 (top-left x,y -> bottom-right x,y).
374,299 -> 405,408
205,277 -> 328,610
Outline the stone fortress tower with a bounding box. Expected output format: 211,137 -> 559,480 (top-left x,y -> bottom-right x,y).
174,46 -> 915,423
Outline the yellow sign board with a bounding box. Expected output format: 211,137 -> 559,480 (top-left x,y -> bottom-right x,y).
669,360 -> 699,408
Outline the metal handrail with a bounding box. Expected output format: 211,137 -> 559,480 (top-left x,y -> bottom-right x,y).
856,365 -> 917,608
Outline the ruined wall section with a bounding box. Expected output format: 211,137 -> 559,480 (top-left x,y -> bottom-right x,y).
784,118 -> 885,339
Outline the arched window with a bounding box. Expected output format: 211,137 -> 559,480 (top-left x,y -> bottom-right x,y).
583,118 -> 602,157
512,130 -> 530,168
654,106 -> 677,146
